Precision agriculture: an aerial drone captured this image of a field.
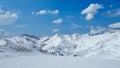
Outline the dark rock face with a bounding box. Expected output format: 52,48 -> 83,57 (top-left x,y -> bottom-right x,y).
21,34 -> 40,40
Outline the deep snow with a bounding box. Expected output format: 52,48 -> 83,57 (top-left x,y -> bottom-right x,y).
0,55 -> 120,68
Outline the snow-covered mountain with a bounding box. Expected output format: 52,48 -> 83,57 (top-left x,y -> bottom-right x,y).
0,29 -> 120,58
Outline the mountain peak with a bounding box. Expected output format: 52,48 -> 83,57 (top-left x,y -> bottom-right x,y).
21,34 -> 40,40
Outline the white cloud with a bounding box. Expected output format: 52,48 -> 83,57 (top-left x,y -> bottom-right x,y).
108,22 -> 120,28
48,10 -> 59,14
53,29 -> 59,33
106,8 -> 120,17
35,9 -> 59,15
52,19 -> 62,24
81,3 -> 103,21
90,26 -> 106,35
86,14 -> 94,21
0,6 -> 18,25
36,10 -> 47,15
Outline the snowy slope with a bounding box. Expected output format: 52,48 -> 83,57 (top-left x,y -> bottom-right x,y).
0,29 -> 120,58
0,55 -> 120,68
41,31 -> 120,57
0,34 -> 42,58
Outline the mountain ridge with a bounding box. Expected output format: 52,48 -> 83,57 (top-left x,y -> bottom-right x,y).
0,29 -> 120,58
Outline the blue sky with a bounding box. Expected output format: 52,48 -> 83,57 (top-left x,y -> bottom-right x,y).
0,0 -> 120,36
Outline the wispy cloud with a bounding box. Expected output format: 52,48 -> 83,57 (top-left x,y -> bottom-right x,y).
108,22 -> 120,28
48,10 -> 59,15
16,24 -> 29,28
105,8 -> 120,17
109,5 -> 114,8
52,19 -> 62,24
0,6 -> 18,25
53,29 -> 59,33
33,9 -> 59,15
90,26 -> 106,35
0,29 -> 5,32
71,23 -> 82,29
81,3 -> 103,21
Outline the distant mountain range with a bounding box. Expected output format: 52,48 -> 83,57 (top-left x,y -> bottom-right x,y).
0,28 -> 120,58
